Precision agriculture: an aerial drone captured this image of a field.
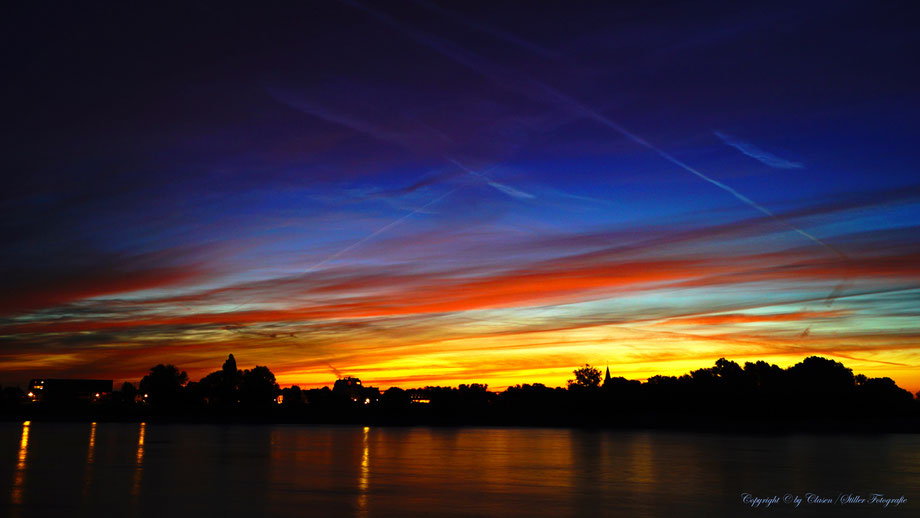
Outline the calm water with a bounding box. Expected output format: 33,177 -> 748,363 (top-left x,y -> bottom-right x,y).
1,422 -> 917,517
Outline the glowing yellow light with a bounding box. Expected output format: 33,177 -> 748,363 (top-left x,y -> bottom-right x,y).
87,422 -> 97,462
83,422 -> 97,499
12,421 -> 30,504
132,422 -> 146,497
358,425 -> 369,518
27,392 -> 33,397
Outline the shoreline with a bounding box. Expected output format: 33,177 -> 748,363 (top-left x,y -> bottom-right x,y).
3,412 -> 919,434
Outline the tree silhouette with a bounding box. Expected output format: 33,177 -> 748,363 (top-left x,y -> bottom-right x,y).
787,356 -> 855,396
119,381 -> 138,404
743,360 -> 785,392
197,354 -> 243,408
568,364 -> 602,389
280,385 -> 304,407
240,365 -> 279,408
223,354 -> 237,375
713,358 -> 745,382
4,354 -> 915,428
138,364 -> 188,406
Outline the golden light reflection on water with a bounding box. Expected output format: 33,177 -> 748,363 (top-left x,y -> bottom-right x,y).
357,426 -> 370,518
131,422 -> 146,497
10,421 -> 30,505
82,422 -> 97,499
628,433 -> 656,486
4,426 -> 915,517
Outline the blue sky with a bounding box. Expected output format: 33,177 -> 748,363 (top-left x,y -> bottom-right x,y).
2,1 -> 918,390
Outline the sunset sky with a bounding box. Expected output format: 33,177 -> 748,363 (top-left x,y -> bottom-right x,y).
2,2 -> 919,392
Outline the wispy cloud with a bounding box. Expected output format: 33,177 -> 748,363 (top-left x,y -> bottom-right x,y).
484,180 -> 536,200
340,0 -> 847,292
271,86 -> 542,207
4,1 -> 919,392
714,131 -> 804,169
446,159 -> 536,200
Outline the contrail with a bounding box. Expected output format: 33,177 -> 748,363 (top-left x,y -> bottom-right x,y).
446,158 -> 535,200
342,0 -> 851,302
715,131 -> 804,169
269,86 -> 535,201
223,324 -> 295,339
409,0 -> 557,59
576,101 -> 843,258
266,86 -> 412,146
223,188 -> 455,314
483,180 -> 535,200
305,188 -> 457,272
548,91 -> 851,306
325,362 -> 342,378
342,1 -> 783,218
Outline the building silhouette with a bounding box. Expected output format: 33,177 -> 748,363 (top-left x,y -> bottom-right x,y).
332,376 -> 380,404
28,378 -> 112,402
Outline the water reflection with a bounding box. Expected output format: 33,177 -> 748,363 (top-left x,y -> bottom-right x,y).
627,433 -> 655,485
131,422 -> 146,497
3,425 -> 918,517
571,431 -> 605,517
10,421 -> 30,505
82,422 -> 97,499
357,426 -> 369,518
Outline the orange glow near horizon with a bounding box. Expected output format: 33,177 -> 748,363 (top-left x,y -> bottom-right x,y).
2,225 -> 918,396
262,321 -> 920,394
3,0 -> 920,422
6,313 -> 920,395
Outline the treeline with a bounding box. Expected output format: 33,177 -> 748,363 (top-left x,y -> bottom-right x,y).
547,357 -> 919,429
2,355 -> 918,431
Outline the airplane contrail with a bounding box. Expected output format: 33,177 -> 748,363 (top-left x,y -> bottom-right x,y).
343,0 -> 851,303
223,188 -> 456,314
268,87 -> 534,201
409,0 -> 557,59
715,131 -> 804,169
573,101 -> 843,258
325,362 -> 342,378
229,84 -> 532,317
446,158 -> 535,200
304,188 -> 457,272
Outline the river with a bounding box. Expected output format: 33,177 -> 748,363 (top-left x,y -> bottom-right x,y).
1,422 -> 916,517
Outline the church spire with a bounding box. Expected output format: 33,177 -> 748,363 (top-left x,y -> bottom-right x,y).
604,364 -> 611,385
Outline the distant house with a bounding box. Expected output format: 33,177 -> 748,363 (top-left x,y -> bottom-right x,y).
409,390 -> 431,404
332,376 -> 379,404
28,379 -> 113,402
